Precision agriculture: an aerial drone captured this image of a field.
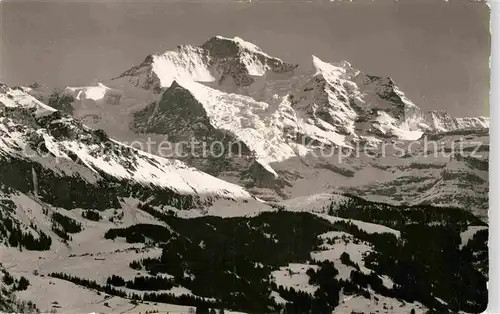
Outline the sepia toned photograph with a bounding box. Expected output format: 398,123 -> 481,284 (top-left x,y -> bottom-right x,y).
0,0 -> 492,313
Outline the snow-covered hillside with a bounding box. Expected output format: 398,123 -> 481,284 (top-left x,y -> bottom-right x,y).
0,84 -> 56,116
0,186 -> 487,314
0,84 -> 259,210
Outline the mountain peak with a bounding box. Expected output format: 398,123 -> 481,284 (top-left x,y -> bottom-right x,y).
311,55 -> 358,81
117,35 -> 298,90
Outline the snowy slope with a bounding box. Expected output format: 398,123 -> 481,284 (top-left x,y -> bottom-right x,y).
0,84 -> 257,208
0,84 -> 55,116
63,83 -> 123,107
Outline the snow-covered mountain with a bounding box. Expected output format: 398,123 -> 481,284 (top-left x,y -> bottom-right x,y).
115,36 -> 488,145
116,37 -> 429,151
32,35 -> 487,212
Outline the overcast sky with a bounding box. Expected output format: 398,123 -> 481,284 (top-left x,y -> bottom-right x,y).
0,0 -> 490,117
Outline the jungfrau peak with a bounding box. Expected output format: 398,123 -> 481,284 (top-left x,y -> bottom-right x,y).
114,35 -> 298,92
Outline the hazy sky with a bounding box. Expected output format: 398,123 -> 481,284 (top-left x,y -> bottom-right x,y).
0,0 -> 491,117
